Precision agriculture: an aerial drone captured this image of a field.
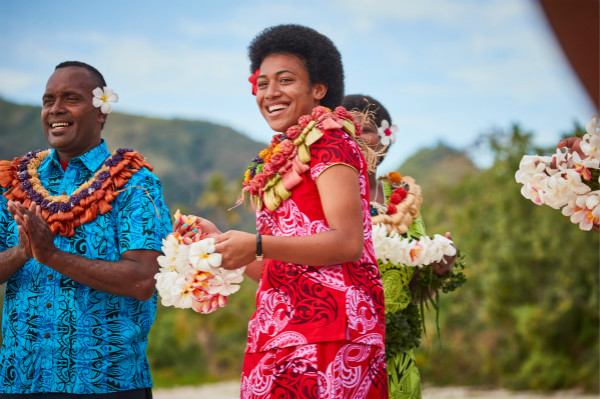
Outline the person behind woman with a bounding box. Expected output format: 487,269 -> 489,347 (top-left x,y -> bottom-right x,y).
341,94 -> 458,399
200,25 -> 388,399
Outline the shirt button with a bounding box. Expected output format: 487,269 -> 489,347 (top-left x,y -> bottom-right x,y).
47,274 -> 53,280
46,303 -> 52,308
44,333 -> 50,338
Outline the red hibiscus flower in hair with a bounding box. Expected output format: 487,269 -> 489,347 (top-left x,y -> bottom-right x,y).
248,69 -> 260,96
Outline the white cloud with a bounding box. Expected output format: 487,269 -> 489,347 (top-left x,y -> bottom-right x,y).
0,68 -> 36,93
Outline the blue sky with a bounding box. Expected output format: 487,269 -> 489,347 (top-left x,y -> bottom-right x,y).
0,0 -> 595,172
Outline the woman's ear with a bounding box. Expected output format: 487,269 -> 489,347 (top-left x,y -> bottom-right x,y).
312,83 -> 327,101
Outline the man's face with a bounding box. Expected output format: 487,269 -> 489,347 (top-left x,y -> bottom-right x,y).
41,66 -> 106,161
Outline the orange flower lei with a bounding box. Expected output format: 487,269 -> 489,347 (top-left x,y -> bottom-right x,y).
0,149 -> 153,237
243,106 -> 362,212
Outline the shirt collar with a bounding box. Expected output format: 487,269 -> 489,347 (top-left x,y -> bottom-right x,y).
44,139 -> 110,173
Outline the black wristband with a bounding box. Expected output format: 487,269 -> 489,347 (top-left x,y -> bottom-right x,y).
255,233 -> 264,261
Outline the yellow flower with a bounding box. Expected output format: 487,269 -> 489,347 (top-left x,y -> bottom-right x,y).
259,149 -> 270,159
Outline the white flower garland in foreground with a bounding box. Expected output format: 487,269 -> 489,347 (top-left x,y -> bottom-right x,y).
155,210 -> 245,314
372,223 -> 456,267
515,115 -> 600,231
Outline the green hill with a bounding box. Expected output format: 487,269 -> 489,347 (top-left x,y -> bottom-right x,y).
0,98 -> 265,216
394,142 -> 478,193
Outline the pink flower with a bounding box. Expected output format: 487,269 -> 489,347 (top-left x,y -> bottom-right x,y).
311,106 -> 328,120
262,163 -> 277,178
278,139 -> 296,156
192,294 -> 227,314
270,152 -> 287,169
246,173 -> 267,194
298,115 -> 313,129
334,106 -> 351,120
278,159 -> 293,175
286,125 -> 301,140
354,121 -> 363,136
574,161 -> 592,181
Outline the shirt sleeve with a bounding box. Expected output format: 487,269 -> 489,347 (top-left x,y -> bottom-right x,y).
308,129 -> 363,182
114,168 -> 173,254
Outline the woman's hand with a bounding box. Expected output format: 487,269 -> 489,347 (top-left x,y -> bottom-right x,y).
430,232 -> 456,277
214,230 -> 255,270
557,136 -> 584,157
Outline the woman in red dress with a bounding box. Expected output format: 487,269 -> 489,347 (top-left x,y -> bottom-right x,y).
205,24 -> 388,399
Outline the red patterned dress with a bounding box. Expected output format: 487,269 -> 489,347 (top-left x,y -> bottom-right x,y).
241,127 -> 388,399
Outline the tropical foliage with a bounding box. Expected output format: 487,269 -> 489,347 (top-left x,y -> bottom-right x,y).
415,124 -> 599,392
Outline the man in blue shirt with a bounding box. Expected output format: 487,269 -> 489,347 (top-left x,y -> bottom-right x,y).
0,61 -> 172,397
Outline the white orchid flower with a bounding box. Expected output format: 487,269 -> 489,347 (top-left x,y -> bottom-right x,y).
92,87 -> 119,114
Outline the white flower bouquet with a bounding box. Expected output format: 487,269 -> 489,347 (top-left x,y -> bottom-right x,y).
155,210 -> 245,314
515,115 -> 600,231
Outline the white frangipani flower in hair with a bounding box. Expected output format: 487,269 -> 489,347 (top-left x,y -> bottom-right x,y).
92,87 -> 118,114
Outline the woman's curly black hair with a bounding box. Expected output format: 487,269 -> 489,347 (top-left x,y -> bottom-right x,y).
248,24 -> 344,109
341,94 -> 392,128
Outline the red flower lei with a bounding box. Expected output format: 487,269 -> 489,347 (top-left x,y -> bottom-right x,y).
242,105 -> 362,211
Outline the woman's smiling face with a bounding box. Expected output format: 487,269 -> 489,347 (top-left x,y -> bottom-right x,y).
256,53 -> 326,133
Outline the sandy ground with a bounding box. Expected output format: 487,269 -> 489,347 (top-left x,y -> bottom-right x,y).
153,381 -> 600,399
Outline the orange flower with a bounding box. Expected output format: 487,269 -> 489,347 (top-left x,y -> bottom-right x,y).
389,171 -> 403,183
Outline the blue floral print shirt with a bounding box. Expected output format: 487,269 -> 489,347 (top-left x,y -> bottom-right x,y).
0,140 -> 172,394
